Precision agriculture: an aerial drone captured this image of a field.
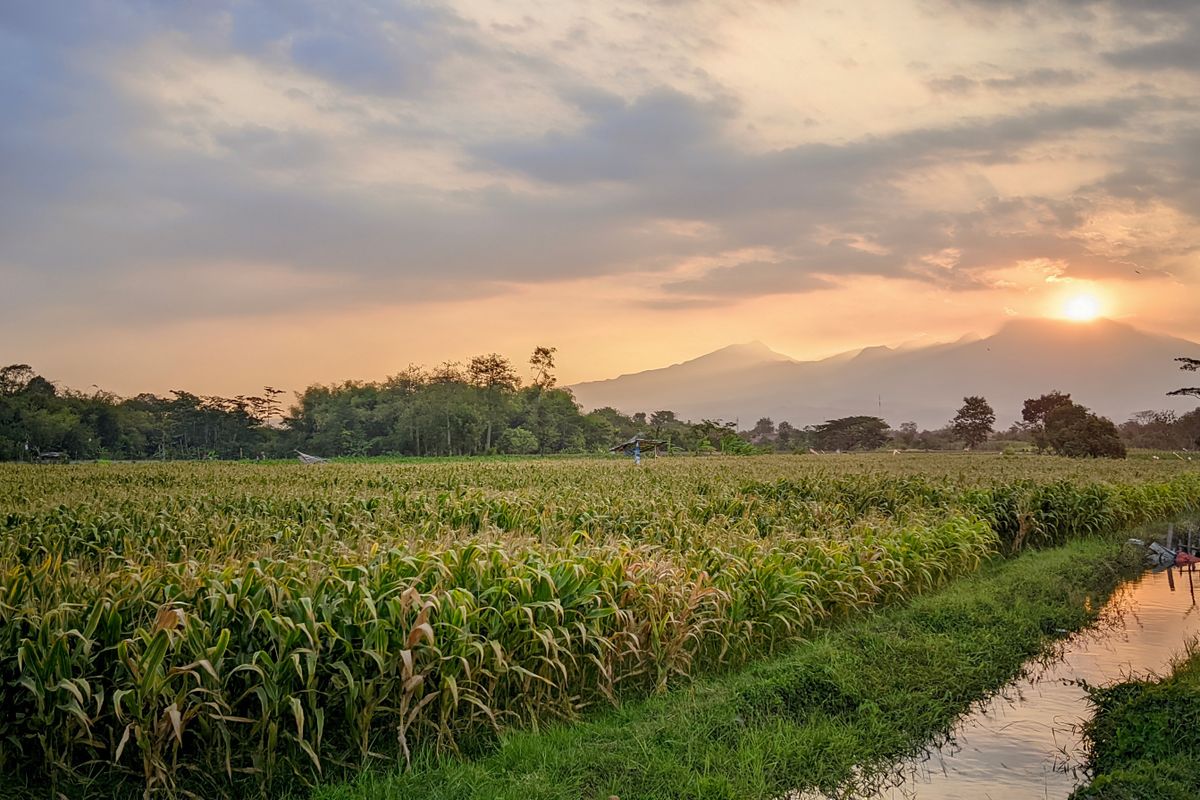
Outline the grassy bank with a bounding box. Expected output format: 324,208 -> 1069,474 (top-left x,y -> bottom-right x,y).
1071,645 -> 1200,800
314,538 -> 1138,800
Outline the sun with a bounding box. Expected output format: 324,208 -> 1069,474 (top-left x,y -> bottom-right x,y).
1063,293 -> 1101,322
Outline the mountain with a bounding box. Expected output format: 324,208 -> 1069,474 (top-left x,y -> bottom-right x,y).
569,319 -> 1200,429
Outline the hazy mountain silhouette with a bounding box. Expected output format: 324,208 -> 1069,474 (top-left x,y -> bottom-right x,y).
570,319 -> 1200,429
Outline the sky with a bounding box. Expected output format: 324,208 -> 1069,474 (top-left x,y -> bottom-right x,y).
2,0 -> 1199,397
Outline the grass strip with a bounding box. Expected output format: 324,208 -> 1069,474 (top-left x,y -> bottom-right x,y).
312,538 -> 1139,800
1070,645 -> 1200,800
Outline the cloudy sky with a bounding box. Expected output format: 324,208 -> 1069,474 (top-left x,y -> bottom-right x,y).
3,0 -> 1199,396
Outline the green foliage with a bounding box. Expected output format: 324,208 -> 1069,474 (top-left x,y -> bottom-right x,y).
1045,402 -> 1127,458
810,416 -> 890,451
312,539 -> 1138,800
951,395 -> 995,448
1023,391 -> 1074,452
0,358 -> 622,461
498,427 -> 539,454
1120,408 -> 1200,450
1071,646 -> 1200,800
0,366 -> 280,461
1,456 -> 1197,797
719,433 -> 759,455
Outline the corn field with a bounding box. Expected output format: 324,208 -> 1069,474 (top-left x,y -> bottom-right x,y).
2,455 -> 1198,797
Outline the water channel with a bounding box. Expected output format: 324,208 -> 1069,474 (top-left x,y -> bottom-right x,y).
795,553 -> 1200,800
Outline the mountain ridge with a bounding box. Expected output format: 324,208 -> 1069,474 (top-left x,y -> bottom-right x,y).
569,318 -> 1200,429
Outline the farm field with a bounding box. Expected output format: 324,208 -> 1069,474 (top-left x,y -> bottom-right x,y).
2,454 -> 1199,798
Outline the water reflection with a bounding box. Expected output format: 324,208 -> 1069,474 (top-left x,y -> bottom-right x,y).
796,564 -> 1200,800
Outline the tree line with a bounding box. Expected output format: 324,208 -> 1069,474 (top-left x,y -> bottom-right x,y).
736,378 -> 1199,459
0,351 -> 763,460
1,352 -> 1196,461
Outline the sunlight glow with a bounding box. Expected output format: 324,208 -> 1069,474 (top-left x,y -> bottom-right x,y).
1063,293 -> 1101,322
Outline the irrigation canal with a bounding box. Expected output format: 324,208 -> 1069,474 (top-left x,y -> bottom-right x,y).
795,561 -> 1200,800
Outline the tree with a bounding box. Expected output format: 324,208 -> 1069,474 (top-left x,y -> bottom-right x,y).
720,432 -> 758,455
0,353 -> 691,461
690,418 -> 726,450
893,421 -> 918,449
810,416 -> 889,451
1022,391 -> 1074,452
649,410 -> 677,428
468,353 -> 520,451
951,396 -> 995,448
262,386 -> 284,426
0,364 -> 36,396
748,417 -> 776,443
1168,357 -> 1200,399
529,346 -> 557,389
776,420 -> 798,450
913,426 -> 959,450
499,426 -> 539,454
467,354 -> 519,392
1121,409 -> 1200,450
1044,402 -> 1126,458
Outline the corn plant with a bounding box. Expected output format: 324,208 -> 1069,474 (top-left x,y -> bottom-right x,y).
0,455 -> 1197,797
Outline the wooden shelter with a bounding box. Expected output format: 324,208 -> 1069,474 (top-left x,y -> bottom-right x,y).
609,435 -> 668,457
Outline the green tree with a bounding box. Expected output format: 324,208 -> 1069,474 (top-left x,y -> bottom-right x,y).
499,426 -> 539,454
810,416 -> 889,451
1045,402 -> 1126,458
1121,408 -> 1200,450
1022,391 -> 1074,452
748,417 -> 776,443
0,364 -> 35,396
529,346 -> 557,389
776,420 -> 798,451
690,419 -> 726,451
892,422 -> 918,448
468,353 -> 520,452
951,396 -> 995,449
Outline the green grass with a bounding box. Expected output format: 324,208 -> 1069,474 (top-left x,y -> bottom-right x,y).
1070,643 -> 1200,800
313,538 -> 1139,800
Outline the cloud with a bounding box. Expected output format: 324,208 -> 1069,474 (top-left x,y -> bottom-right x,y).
473,88 -> 738,184
1104,22 -> 1200,73
0,0 -> 1198,330
926,68 -> 1088,94
660,259 -> 838,301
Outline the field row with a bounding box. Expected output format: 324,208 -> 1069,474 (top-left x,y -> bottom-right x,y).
2,456 -> 1198,797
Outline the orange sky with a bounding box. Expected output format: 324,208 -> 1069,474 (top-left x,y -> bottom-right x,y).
2,1 -> 1199,398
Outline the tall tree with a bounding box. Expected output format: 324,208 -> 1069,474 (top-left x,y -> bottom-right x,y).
529,346 -> 557,389
262,386 -> 284,426
1022,391 -> 1074,452
776,420 -> 798,450
468,353 -> 520,451
951,396 -> 995,448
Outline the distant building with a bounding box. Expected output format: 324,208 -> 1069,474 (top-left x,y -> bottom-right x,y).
609,435 -> 668,458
